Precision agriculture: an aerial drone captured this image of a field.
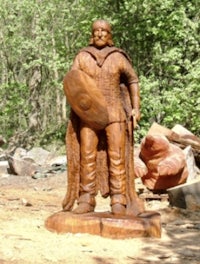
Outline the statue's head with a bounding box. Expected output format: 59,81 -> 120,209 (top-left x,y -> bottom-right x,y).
89,19 -> 114,48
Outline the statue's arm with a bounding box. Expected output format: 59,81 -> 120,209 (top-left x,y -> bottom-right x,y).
129,82 -> 141,122
120,54 -> 140,122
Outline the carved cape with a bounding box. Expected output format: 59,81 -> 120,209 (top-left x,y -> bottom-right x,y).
62,47 -> 143,216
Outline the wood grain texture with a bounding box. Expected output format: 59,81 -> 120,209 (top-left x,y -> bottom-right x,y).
45,211 -> 161,239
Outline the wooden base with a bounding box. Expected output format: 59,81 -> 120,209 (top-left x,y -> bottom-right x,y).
45,211 -> 161,239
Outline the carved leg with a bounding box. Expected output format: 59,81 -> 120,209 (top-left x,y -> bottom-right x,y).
106,122 -> 126,215
73,124 -> 98,214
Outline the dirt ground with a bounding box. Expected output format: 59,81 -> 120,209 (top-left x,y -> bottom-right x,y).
0,171 -> 200,264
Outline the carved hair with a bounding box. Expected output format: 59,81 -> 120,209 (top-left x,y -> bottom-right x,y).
89,19 -> 114,46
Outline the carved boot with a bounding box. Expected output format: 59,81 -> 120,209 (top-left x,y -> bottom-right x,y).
111,194 -> 126,215
111,203 -> 126,215
73,193 -> 96,214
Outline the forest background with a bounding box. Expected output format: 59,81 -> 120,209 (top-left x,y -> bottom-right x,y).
0,0 -> 199,151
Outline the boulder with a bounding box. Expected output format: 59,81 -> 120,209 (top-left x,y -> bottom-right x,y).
8,156 -> 39,176
183,146 -> 200,182
0,161 -> 9,175
26,147 -> 55,166
48,155 -> 67,166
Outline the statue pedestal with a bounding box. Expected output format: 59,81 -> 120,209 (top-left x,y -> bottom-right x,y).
45,211 -> 161,239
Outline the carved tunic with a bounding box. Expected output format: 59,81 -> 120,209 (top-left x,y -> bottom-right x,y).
71,46 -> 139,124
62,46 -> 143,215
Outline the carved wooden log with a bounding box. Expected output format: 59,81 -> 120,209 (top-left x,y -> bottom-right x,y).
139,135 -> 188,190
148,122 -> 200,153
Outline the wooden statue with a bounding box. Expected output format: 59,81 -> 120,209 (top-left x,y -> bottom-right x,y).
135,134 -> 188,190
62,19 -> 143,216
45,20 -> 161,238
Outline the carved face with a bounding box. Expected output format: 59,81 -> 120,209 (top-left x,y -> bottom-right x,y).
92,20 -> 111,48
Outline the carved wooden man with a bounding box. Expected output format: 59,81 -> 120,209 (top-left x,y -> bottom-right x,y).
62,19 -> 144,216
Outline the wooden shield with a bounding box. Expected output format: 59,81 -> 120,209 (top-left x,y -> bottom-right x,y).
63,69 -> 109,130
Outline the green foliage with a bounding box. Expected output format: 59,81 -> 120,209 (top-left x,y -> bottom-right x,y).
35,123 -> 67,146
0,82 -> 30,137
0,0 -> 199,148
117,0 -> 200,138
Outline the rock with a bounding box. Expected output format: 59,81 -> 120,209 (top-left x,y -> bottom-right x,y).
183,146 -> 200,182
0,161 -> 9,175
167,179 -> 200,210
48,155 -> 67,166
7,147 -> 66,177
21,198 -> 33,206
26,147 -> 55,166
0,152 -> 7,161
8,156 -> 39,176
13,147 -> 27,159
0,135 -> 6,147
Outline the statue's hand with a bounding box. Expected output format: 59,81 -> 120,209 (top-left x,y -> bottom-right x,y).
131,109 -> 140,128
132,108 -> 141,121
